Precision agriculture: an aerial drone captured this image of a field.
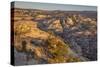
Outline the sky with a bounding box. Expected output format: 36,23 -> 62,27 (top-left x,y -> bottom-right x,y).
12,1 -> 97,11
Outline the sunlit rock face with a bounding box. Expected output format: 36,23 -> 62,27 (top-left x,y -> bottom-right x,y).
48,20 -> 63,32
12,8 -> 97,65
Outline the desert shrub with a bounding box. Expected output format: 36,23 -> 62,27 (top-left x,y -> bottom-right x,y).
14,23 -> 31,35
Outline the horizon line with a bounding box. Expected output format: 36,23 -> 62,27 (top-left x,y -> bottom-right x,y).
11,1 -> 97,11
